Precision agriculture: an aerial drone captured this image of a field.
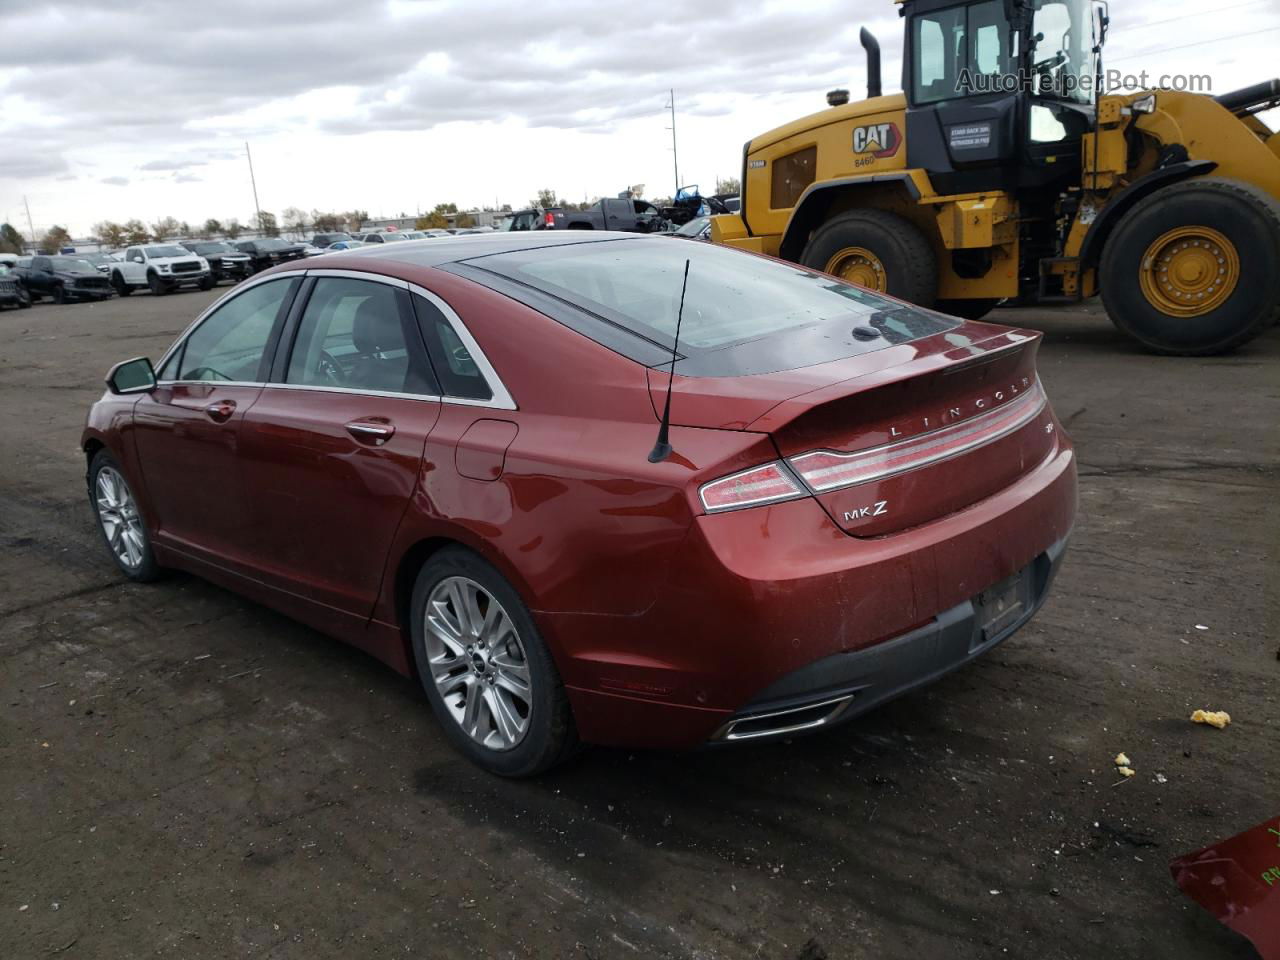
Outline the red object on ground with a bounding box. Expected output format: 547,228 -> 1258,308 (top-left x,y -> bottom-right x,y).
1171,815 -> 1280,958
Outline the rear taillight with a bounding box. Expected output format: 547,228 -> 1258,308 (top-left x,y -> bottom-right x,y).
699,462 -> 806,513
544,211 -> 556,226
788,379 -> 1047,493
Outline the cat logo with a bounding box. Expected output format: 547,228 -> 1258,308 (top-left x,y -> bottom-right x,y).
852,122 -> 902,159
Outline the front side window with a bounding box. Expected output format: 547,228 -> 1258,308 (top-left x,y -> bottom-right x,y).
770,146 -> 816,209
913,1 -> 1015,104
1030,0 -> 1095,104
286,278 -> 434,395
176,278 -> 295,382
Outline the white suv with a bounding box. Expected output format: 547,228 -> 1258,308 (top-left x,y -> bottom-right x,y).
110,244 -> 212,296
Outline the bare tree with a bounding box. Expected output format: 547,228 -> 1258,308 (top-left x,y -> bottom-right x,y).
38,226 -> 72,254
311,210 -> 342,232
255,211 -> 279,237
0,223 -> 23,253
94,221 -> 126,249
224,218 -> 244,241
150,216 -> 181,240
714,176 -> 741,196
122,220 -> 151,244
203,218 -> 223,239
281,206 -> 309,237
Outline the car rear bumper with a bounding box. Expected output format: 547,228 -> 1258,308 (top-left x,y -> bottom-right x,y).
708,534 -> 1067,742
553,440 -> 1077,750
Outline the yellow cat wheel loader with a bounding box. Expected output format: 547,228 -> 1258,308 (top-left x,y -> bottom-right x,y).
711,0 -> 1280,355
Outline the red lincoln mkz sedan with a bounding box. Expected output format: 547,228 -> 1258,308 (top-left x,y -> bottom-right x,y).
83,233 -> 1076,775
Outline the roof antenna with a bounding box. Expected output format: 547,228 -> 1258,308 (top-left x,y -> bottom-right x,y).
648,258 -> 691,464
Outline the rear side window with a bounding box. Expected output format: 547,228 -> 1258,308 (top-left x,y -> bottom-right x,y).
286,278 -> 436,395
411,294 -> 493,401
176,278 -> 295,382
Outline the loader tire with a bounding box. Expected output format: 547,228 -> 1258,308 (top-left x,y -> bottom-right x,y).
936,298 -> 1001,321
1100,178 -> 1280,355
801,209 -> 938,306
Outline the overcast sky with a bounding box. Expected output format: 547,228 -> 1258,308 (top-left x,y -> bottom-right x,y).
2,0 -> 1277,239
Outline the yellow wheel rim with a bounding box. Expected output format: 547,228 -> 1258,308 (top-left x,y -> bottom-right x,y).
1138,226 -> 1239,317
824,246 -> 887,291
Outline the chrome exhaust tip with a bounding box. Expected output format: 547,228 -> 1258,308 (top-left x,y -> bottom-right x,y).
712,693 -> 856,742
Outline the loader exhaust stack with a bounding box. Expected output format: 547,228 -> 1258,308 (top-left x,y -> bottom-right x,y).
860,28 -> 882,99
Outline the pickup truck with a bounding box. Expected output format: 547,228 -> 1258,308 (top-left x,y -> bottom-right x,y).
17,255 -> 114,303
110,243 -> 213,296
181,241 -> 253,284
505,198 -> 668,233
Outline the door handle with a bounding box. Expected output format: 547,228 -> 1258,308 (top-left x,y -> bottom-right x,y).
205,400 -> 236,423
345,419 -> 395,445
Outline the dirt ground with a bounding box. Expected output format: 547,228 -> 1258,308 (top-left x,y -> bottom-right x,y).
0,286 -> 1276,960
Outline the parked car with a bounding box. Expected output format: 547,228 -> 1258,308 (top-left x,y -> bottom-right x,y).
77,252 -> 116,274
310,232 -> 352,249
82,233 -> 1075,776
0,263 -> 31,309
673,216 -> 712,241
17,255 -> 114,303
507,199 -> 665,233
325,240 -> 366,251
0,253 -> 18,269
234,238 -> 308,272
355,232 -> 408,244
110,244 -> 212,296
180,241 -> 253,284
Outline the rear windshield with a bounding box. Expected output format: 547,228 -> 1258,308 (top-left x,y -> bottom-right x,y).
464,238 -> 960,374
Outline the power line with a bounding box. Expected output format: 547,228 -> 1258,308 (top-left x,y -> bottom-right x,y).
1109,25 -> 1280,64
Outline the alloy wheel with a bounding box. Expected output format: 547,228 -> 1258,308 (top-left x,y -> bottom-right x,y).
424,576 -> 532,751
95,466 -> 146,569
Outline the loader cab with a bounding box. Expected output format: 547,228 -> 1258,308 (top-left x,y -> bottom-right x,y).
901,0 -> 1100,196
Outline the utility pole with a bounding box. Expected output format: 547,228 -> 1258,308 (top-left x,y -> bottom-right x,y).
245,142 -> 262,229
666,89 -> 680,197
23,195 -> 36,245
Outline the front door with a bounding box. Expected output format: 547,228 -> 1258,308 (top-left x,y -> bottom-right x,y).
237,275 -> 443,618
132,277 -> 299,569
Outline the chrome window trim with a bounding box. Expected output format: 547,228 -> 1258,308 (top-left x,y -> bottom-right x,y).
259,382 -> 442,404
406,281 -> 516,411
151,268 -> 516,412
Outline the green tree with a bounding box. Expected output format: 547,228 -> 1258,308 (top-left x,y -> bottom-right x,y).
224,218 -> 244,241
39,225 -> 72,254
203,218 -> 223,239
432,202 -> 458,216
0,223 -> 23,253
714,176 -> 741,196
417,212 -> 448,229
532,189 -> 559,209
255,211 -> 279,237
455,211 -> 476,228
122,219 -> 151,244
95,221 -> 126,248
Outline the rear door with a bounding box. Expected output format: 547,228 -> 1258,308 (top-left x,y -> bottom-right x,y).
132,276 -> 300,568
236,273 -> 442,617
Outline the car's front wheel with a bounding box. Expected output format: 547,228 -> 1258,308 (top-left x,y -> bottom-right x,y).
88,450 -> 161,582
147,272 -> 167,296
112,274 -> 132,297
410,547 -> 577,776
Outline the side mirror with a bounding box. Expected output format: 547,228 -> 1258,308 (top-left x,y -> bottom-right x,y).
106,356 -> 156,395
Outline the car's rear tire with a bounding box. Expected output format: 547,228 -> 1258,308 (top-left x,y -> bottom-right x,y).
410,546 -> 577,777
88,450 -> 161,583
1100,177 -> 1280,355
801,209 -> 938,306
